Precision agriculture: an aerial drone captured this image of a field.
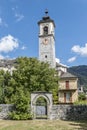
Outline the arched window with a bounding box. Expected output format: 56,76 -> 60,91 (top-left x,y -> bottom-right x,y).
43,26 -> 48,35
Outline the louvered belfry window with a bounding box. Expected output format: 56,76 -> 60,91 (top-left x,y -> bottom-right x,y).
43,26 -> 48,35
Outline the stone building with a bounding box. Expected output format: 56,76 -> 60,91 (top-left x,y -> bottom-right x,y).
59,72 -> 78,103
0,59 -> 16,75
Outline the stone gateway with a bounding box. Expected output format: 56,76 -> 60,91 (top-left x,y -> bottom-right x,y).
31,92 -> 52,119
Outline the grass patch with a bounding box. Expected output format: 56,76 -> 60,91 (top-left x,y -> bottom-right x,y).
0,120 -> 87,130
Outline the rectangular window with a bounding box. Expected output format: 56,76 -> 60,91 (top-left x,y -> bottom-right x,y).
66,81 -> 69,89
64,92 -> 72,103
45,55 -> 47,58
64,93 -> 66,103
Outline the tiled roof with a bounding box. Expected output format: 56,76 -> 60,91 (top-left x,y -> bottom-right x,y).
60,72 -> 77,78
0,59 -> 17,67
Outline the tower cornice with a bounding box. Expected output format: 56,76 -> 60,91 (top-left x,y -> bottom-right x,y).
39,34 -> 55,40
38,19 -> 55,27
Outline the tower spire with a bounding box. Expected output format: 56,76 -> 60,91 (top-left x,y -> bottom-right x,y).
45,9 -> 48,16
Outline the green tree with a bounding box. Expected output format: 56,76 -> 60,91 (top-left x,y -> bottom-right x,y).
12,57 -> 58,95
1,57 -> 59,119
0,70 -> 5,103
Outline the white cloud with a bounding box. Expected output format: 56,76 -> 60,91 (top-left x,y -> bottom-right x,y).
56,58 -> 60,63
15,13 -> 24,22
72,43 -> 87,56
0,35 -> 19,53
56,58 -> 67,67
67,56 -> 77,63
0,54 -> 5,59
21,46 -> 26,50
0,55 -> 10,59
12,6 -> 24,22
0,17 -> 8,27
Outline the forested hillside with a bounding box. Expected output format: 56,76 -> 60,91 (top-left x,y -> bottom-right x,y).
68,65 -> 87,90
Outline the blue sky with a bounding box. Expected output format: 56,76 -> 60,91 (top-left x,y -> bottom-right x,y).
0,0 -> 87,66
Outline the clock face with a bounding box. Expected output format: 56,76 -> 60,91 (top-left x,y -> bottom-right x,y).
43,39 -> 48,45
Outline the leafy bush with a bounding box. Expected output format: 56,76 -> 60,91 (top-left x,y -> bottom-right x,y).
74,100 -> 87,105
9,111 -> 32,120
9,89 -> 32,120
78,93 -> 86,101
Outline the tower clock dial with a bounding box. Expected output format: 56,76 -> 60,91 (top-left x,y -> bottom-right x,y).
43,38 -> 48,45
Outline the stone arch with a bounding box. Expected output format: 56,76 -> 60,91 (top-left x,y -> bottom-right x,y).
33,94 -> 50,105
31,92 -> 52,119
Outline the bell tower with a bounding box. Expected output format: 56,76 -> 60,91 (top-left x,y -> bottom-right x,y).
38,10 -> 56,68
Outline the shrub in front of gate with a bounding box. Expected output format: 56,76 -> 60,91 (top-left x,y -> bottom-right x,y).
9,89 -> 32,120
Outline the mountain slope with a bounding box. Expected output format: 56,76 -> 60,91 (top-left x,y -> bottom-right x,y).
68,65 -> 87,89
